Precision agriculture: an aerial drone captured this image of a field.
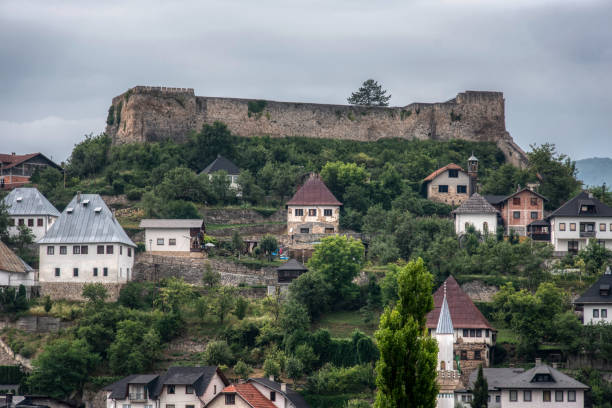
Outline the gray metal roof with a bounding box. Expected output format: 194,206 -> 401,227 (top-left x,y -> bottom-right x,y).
248,378 -> 310,408
436,295 -> 454,334
501,364 -> 588,390
2,188 -> 60,217
139,219 -> 204,229
467,368 -> 526,391
452,193 -> 499,215
37,194 -> 135,246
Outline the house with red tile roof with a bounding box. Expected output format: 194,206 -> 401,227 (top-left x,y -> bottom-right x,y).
422,156 -> 479,206
0,152 -> 62,190
426,276 -> 496,381
205,383 -> 277,408
286,174 -> 341,235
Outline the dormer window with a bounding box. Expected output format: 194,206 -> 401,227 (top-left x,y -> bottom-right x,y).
580,204 -> 596,214
531,373 -> 554,383
600,284 -> 610,297
66,207 -> 74,213
16,197 -> 22,202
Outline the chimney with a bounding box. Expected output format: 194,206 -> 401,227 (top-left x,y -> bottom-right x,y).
588,192 -> 594,199
552,362 -> 558,369
535,358 -> 542,366
268,375 -> 275,382
11,152 -> 15,155
77,191 -> 81,203
280,383 -> 287,393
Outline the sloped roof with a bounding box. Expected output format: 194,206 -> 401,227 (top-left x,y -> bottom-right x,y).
423,163 -> 465,182
452,193 -> 499,215
467,368 -> 526,392
484,195 -> 507,206
248,378 -> 310,408
575,271 -> 612,304
277,259 -> 308,273
139,219 -> 204,229
426,276 -> 493,330
0,152 -> 61,170
436,294 -> 454,334
37,194 -> 135,246
222,384 -> 276,408
549,191 -> 612,218
286,174 -> 341,206
0,241 -> 33,274
200,155 -> 240,175
103,374 -> 159,400
501,364 -> 588,390
504,187 -> 548,202
2,187 -> 60,216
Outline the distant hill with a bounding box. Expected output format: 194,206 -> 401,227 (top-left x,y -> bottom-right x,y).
576,157 -> 612,187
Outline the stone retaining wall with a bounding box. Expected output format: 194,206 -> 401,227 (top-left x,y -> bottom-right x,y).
0,316 -> 73,333
40,282 -> 124,301
203,208 -> 285,225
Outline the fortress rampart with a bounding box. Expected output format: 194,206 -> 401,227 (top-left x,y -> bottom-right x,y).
106,86 -> 527,167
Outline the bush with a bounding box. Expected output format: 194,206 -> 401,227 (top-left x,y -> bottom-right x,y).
19,344 -> 36,358
203,341 -> 234,366
126,188 -> 144,201
305,364 -> 375,395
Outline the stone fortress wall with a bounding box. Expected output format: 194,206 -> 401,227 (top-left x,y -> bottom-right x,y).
106,86 -> 528,167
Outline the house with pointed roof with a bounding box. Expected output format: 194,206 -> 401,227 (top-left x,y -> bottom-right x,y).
549,191 -> 612,254
452,193 -> 499,235
427,276 -> 496,380
2,187 -> 60,241
206,383 -> 276,408
286,174 -> 342,235
574,267 -> 612,325
0,152 -> 62,190
139,219 -> 205,253
247,377 -> 310,408
484,187 -> 547,237
200,155 -> 241,191
0,241 -> 36,290
37,193 -> 136,300
267,259 -> 308,296
104,366 -> 229,408
423,156 -> 479,206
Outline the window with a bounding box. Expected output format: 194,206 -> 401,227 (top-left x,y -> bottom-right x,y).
106,245 -> 114,254
601,223 -> 607,232
448,169 -> 459,178
18,219 -> 24,226
581,222 -> 595,232
440,361 -> 446,370
485,329 -> 490,337
524,390 -> 532,401
496,395 -> 500,403
457,185 -> 467,194
186,385 -> 194,394
555,391 -> 564,402
300,228 -> 309,234
295,209 -> 304,216
594,309 -> 600,318
214,385 -> 217,394
9,219 -> 15,226
60,246 -> 67,255
482,222 -> 488,232
169,239 -> 176,246
438,185 -> 449,193
128,247 -> 132,257
460,350 -> 467,360
598,240 -> 606,248
531,197 -> 538,206
531,212 -> 538,219
463,329 -> 469,337
570,223 -> 576,231
324,209 -> 332,216
513,197 -> 521,205
602,309 -> 608,318
568,241 -> 579,253
37,218 -> 43,227
270,391 -> 276,401
186,405 -> 194,408
308,209 -> 317,216
474,350 -> 481,360
103,267 -> 108,276
156,238 -> 164,246
325,227 -> 334,233
166,405 -> 175,408
47,246 -> 54,255
568,391 -> 576,402
120,246 -> 123,255
93,268 -> 98,277
513,211 -> 520,219
145,405 -> 152,408
81,246 -> 88,254
470,329 -> 476,337
73,246 -> 80,254
559,223 -> 566,231
73,268 -> 78,277
28,218 -> 34,227
509,390 -> 517,401
167,385 -> 175,394
476,329 -> 482,337
55,268 -> 60,277
122,404 -> 130,408
543,390 -> 551,402
97,245 -> 104,254
225,394 -> 235,405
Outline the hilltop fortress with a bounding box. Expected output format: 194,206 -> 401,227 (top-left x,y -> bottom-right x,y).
106,86 -> 528,167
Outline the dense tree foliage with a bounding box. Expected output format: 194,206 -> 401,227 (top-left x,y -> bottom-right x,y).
347,79 -> 392,106
472,365 -> 488,408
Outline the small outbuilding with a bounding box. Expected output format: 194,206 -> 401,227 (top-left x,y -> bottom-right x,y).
267,259 -> 308,296
0,241 -> 36,290
139,219 -> 205,253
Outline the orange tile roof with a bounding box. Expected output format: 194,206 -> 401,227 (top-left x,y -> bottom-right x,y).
0,153 -> 39,170
423,163 -> 464,182
222,384 -> 276,408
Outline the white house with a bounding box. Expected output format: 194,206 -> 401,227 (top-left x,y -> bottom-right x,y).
139,219 -> 205,253
574,267 -> 612,325
104,366 -> 229,408
2,187 -> 60,241
455,367 -> 526,408
200,155 -> 241,191
452,193 -> 499,236
247,378 -> 310,408
549,191 -> 612,254
0,241 -> 36,290
286,174 -> 342,235
37,193 -> 135,300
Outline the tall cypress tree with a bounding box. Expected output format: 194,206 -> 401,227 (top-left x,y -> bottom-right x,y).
374,257 -> 438,408
472,364 -> 489,408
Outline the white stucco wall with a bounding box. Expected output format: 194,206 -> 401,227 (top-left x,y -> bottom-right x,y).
437,392 -> 455,408
205,394 -> 250,408
250,382 -> 292,408
500,389 -> 584,408
0,270 -> 36,287
158,384 -> 205,408
8,215 -> 57,241
201,373 -> 227,405
144,228 -> 192,252
582,304 -> 612,325
436,333 -> 454,371
39,243 -> 134,283
551,217 -> 612,252
455,213 -> 498,235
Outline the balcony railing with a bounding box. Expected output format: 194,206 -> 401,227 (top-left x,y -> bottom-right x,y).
529,233 -> 551,241
580,231 -> 596,238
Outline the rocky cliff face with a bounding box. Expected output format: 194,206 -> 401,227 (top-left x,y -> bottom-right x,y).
106,86 -> 528,167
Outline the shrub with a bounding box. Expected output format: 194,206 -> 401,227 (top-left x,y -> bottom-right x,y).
203,341 -> 234,366
19,344 -> 36,358
126,188 -> 144,201
305,364 -> 375,395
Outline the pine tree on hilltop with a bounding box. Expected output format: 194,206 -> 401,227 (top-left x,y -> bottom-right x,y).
347,79 -> 392,106
472,364 -> 489,408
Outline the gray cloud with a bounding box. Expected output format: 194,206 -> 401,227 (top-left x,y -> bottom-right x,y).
0,0 -> 611,161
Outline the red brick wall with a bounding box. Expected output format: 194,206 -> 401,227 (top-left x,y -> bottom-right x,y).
499,190 -> 544,234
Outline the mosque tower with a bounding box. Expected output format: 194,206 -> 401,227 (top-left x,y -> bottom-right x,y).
436,283 -> 461,408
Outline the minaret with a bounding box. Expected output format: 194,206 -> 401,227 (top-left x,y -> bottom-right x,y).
436,282 -> 460,408
467,153 -> 479,196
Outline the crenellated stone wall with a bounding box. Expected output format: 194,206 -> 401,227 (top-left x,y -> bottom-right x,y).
106,87 -> 528,167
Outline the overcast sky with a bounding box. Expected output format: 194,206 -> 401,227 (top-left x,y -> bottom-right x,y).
1,0 -> 611,164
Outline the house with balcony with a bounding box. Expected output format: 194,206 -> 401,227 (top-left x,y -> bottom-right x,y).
286,174 -> 341,235
139,219 -> 205,254
104,366 -> 229,408
485,187 -> 547,237
2,187 -> 60,241
574,267 -> 612,325
549,191 -> 612,254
